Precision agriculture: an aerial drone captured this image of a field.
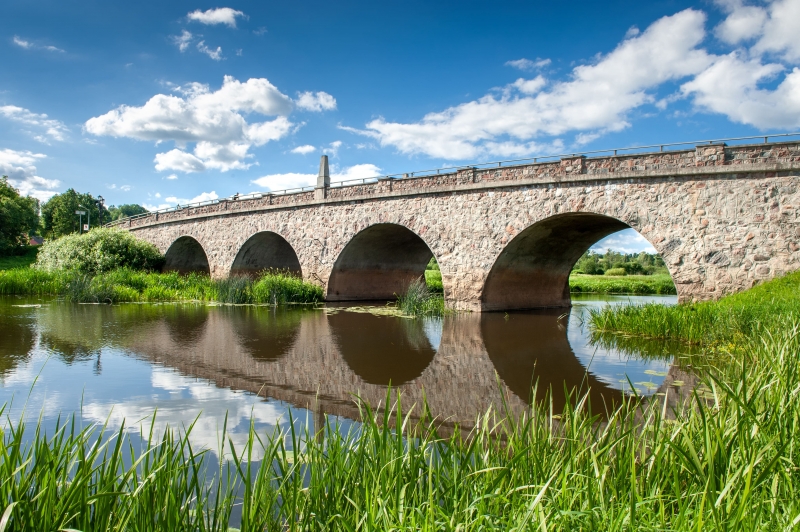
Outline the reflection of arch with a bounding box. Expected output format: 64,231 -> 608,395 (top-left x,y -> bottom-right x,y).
230,232 -> 302,277
163,236 -> 210,274
163,304 -> 210,346
483,213 -> 632,311
327,223 -> 435,302
225,306 -> 301,361
481,309 -> 623,412
328,312 -> 436,385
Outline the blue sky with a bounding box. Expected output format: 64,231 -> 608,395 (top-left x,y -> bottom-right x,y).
2,0 -> 799,253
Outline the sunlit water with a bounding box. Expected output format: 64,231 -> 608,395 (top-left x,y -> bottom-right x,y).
1,295 -> 678,454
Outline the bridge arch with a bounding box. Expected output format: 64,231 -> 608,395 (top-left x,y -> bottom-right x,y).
327,223 -> 436,302
481,212 -> 673,311
230,231 -> 302,277
163,236 -> 210,275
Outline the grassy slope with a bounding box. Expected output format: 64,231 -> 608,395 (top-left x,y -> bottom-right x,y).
589,270 -> 800,344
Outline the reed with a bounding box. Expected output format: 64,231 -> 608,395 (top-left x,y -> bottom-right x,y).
397,278 -> 445,316
2,315 -> 800,530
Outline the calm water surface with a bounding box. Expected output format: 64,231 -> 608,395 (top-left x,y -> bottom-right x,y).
0,294 -> 679,451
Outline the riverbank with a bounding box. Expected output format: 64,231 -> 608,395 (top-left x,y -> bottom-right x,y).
569,273 -> 676,294
423,269 -> 677,295
0,267 -> 323,304
589,271 -> 800,345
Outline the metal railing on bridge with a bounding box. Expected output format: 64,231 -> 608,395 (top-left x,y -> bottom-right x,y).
107,131 -> 800,227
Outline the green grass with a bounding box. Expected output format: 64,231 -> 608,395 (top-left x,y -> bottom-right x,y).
397,278 -> 445,316
589,270 -> 800,345
570,273 -> 676,295
0,266 -> 323,305
0,247 -> 39,270
3,311 -> 800,530
424,269 -> 443,293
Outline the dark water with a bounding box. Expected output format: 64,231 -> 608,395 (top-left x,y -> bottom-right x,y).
0,295 -> 679,451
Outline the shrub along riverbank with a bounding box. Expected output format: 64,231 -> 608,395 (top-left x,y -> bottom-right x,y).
3,297 -> 800,529
0,267 -> 323,304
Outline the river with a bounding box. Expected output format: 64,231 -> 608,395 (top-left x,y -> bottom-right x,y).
0,294 -> 683,450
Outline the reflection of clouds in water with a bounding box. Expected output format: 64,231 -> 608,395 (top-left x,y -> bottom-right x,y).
568,298 -> 673,394
80,367 -> 292,460
422,317 -> 443,351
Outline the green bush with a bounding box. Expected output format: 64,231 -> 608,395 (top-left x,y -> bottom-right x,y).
35,228 -> 164,273
604,267 -> 627,276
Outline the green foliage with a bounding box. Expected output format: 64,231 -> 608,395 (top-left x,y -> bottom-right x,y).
40,188 -> 110,238
574,249 -> 668,276
426,256 -> 440,271
397,278 -> 445,316
35,228 -> 164,273
603,267 -> 627,276
107,203 -> 148,221
569,273 -> 676,295
0,246 -> 38,270
589,270 -> 800,344
424,269 -> 443,293
3,314 -> 800,530
0,177 -> 39,255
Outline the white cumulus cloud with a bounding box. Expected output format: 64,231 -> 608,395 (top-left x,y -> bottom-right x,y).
295,91 -> 337,112
172,30 -> 193,52
0,105 -> 69,143
505,58 -> 551,71
197,40 -> 223,61
250,163 -> 381,191
164,190 -> 219,205
347,9 -> 713,159
86,76 -> 296,172
291,144 -> 316,155
715,0 -> 800,62
0,148 -> 60,201
187,7 -> 246,27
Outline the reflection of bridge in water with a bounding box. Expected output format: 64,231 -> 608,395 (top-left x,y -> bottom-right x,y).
114,306 -> 689,428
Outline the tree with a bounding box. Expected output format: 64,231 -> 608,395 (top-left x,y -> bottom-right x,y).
108,204 -> 148,221
0,176 -> 39,255
41,189 -> 110,239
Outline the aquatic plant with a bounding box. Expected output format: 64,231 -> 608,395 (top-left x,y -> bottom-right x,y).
397,277 -> 445,316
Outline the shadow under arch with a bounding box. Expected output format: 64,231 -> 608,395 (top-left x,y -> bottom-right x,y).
481,309 -> 624,412
163,236 -> 210,274
327,223 -> 435,302
483,212 -> 637,311
230,231 -> 302,277
328,312 -> 436,385
224,306 -> 302,361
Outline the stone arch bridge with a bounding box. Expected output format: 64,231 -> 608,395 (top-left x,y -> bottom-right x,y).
115,140 -> 800,311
